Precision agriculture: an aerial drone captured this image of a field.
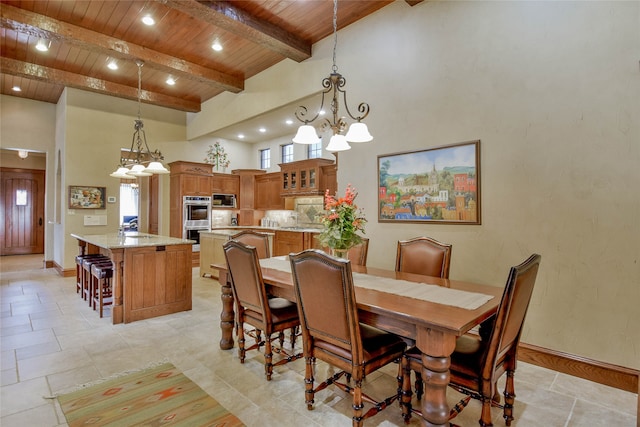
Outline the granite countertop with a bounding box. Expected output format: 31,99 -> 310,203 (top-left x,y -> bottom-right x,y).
71,232 -> 195,249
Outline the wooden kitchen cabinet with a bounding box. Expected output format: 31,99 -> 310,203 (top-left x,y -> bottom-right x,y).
273,230 -> 305,256
322,164 -> 337,196
280,158 -> 335,196
232,169 -> 265,226
273,230 -> 323,256
255,172 -> 284,210
211,173 -> 239,195
182,174 -> 212,195
169,161 -> 213,240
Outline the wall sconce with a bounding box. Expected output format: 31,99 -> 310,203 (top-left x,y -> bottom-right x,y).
18,150 -> 29,159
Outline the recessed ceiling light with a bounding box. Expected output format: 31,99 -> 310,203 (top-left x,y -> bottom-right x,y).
211,40 -> 223,52
12,86 -> 21,92
107,59 -> 118,70
35,39 -> 50,52
259,127 -> 266,133
141,14 -> 155,26
319,110 -> 326,116
166,77 -> 176,86
285,119 -> 293,125
237,134 -> 245,139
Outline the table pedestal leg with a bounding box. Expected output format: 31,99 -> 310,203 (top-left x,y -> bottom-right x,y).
420,354 -> 450,426
218,271 -> 235,350
416,328 -> 456,427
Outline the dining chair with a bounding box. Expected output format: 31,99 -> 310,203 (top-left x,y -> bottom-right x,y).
231,230 -> 271,259
395,236 -> 452,278
289,249 -> 408,427
223,240 -> 302,380
401,253 -> 542,427
347,237 -> 369,266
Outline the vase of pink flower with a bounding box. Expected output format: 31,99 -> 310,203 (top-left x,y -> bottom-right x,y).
316,184 -> 367,257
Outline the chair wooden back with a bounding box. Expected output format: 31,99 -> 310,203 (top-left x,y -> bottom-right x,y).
223,240 -> 271,327
482,254 -> 541,379
231,230 -> 270,259
289,250 -> 363,371
395,236 -> 452,278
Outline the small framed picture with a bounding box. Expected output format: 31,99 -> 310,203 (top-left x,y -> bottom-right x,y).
68,186 -> 106,209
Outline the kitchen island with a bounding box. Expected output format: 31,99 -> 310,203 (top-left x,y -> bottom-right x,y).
71,232 -> 195,324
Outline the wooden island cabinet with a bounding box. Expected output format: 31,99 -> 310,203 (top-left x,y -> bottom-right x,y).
72,232 -> 194,324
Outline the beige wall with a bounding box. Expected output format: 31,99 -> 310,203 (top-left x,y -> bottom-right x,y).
196,1 -> 640,369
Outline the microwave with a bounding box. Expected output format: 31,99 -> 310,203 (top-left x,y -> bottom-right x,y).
212,193 -> 237,208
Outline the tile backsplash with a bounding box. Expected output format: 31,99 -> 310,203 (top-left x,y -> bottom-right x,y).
294,196 -> 325,227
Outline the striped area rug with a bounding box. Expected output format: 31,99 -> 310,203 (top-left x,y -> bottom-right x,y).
57,362 -> 244,426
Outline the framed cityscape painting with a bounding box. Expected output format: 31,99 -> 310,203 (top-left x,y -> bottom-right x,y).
377,140 -> 481,224
68,185 -> 106,209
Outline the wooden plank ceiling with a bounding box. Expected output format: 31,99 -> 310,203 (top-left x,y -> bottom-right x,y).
0,0 -> 398,113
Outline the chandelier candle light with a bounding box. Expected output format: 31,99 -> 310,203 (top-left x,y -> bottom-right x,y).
316,184 -> 367,258
110,60 -> 169,178
292,0 -> 373,152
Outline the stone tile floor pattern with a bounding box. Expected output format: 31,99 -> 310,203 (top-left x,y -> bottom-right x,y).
1,254 -> 637,426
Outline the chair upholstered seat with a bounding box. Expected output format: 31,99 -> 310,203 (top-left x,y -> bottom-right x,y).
243,297 -> 298,325
314,323 -> 408,366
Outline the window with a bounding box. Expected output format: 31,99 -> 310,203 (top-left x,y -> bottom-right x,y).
120,183 -> 139,227
260,148 -> 271,169
16,189 -> 27,206
308,141 -> 322,159
281,143 -> 294,163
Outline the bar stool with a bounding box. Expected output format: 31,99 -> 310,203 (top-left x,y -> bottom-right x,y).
82,256 -> 110,302
75,254 -> 107,295
87,259 -> 112,306
91,262 -> 114,318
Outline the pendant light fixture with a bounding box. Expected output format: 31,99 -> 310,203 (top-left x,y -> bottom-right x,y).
292,0 -> 373,152
110,60 -> 169,178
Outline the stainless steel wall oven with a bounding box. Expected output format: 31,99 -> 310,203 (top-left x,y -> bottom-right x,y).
183,196 -> 211,251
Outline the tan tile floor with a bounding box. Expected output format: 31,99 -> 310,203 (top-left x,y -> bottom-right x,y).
1,254 -> 637,426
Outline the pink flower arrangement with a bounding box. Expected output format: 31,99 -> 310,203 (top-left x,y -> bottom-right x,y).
316,184 -> 367,251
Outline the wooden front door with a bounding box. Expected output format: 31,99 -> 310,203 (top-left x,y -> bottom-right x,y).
0,168 -> 45,255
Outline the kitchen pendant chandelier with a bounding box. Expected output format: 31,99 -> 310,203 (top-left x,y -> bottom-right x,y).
292,0 -> 373,152
110,60 -> 169,178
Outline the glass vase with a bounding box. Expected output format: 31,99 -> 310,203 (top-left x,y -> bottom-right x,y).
330,248 -> 349,259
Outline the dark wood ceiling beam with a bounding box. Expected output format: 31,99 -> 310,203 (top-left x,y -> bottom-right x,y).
160,0 -> 311,62
0,4 -> 243,93
1,57 -> 200,112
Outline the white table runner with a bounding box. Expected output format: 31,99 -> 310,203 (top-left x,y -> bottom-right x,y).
260,257 -> 493,310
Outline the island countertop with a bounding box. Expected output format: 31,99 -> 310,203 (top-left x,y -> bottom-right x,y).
70,232 -> 195,249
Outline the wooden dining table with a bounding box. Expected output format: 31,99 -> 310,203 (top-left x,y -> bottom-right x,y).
212,258 -> 503,427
